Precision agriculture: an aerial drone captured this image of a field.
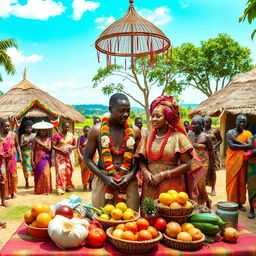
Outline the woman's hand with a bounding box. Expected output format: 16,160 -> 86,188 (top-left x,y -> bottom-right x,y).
141,168 -> 153,185
151,173 -> 164,186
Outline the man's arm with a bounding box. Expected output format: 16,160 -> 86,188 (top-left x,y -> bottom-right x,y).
84,124 -> 120,191
226,130 -> 252,150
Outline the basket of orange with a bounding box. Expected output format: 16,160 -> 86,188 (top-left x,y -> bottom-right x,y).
155,190 -> 196,223
106,217 -> 163,253
163,221 -> 205,251
24,204 -> 54,240
93,202 -> 140,230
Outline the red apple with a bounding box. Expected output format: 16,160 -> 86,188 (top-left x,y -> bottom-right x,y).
55,205 -> 73,219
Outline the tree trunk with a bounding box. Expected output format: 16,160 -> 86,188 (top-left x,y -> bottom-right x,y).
143,92 -> 151,130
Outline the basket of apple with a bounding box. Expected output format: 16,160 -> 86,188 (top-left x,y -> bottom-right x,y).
163,221 -> 205,251
106,217 -> 163,253
92,202 -> 140,230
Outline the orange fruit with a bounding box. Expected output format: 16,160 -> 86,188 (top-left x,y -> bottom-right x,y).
148,226 -> 158,238
136,218 -> 149,231
134,232 -> 139,241
123,210 -> 134,220
115,224 -> 125,231
181,222 -> 195,232
167,190 -> 178,199
121,231 -> 136,241
112,229 -> 123,239
177,232 -> 192,241
138,230 -> 152,241
223,227 -> 239,242
24,210 -> 35,224
169,201 -> 182,208
159,193 -> 175,205
31,221 -> 37,227
165,222 -> 181,238
176,192 -> 189,204
124,222 -> 137,234
158,202 -> 169,207
188,228 -> 203,241
183,201 -> 192,208
111,208 -> 123,220
31,204 -> 50,217
35,212 -> 52,228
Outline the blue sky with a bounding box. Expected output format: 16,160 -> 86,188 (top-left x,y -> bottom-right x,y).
0,0 -> 255,107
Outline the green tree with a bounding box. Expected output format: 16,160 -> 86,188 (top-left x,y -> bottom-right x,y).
239,0 -> 256,39
0,39 -> 17,81
92,55 -> 184,128
173,33 -> 253,97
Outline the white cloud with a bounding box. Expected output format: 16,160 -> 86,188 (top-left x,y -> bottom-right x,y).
72,0 -> 99,20
6,48 -> 44,64
0,0 -> 65,20
180,1 -> 189,9
139,6 -> 172,26
94,16 -> 115,29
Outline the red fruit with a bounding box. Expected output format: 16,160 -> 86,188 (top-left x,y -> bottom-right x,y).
87,228 -> 106,247
88,222 -> 102,231
136,218 -> 149,231
154,218 -> 167,231
138,230 -> 153,241
55,205 -> 73,219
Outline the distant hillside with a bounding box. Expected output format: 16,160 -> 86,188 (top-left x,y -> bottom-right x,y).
181,103 -> 198,108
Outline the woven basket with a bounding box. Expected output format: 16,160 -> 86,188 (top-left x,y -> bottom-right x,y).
163,233 -> 205,251
156,199 -> 196,217
93,212 -> 140,230
160,214 -> 190,225
106,226 -> 163,253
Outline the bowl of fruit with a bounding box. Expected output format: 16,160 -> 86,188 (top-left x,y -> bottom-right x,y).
93,203 -> 140,230
163,221 -> 205,251
155,190 -> 196,221
106,218 -> 163,253
24,204 -> 54,240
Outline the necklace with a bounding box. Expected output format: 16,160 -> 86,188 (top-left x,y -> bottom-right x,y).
155,133 -> 165,139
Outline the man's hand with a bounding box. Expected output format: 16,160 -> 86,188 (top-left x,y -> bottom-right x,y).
103,175 -> 120,191
114,172 -> 133,190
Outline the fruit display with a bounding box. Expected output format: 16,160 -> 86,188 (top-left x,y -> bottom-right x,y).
158,190 -> 191,208
141,197 -> 158,224
187,213 -> 225,236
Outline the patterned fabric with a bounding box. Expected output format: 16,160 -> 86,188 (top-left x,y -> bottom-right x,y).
226,130 -> 252,204
52,132 -> 76,194
33,138 -> 52,194
193,143 -> 209,204
78,135 -> 91,189
136,130 -> 193,202
247,134 -> 256,208
21,136 -> 33,178
2,222 -> 256,255
0,132 -> 17,197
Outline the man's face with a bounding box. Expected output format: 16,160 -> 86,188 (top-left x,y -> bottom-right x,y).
236,116 -> 247,131
110,99 -> 130,125
93,118 -> 100,125
135,119 -> 142,130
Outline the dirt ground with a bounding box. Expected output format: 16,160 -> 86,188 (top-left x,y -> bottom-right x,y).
1,166 -> 256,249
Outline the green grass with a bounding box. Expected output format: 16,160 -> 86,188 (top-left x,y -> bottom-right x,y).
2,205 -> 31,220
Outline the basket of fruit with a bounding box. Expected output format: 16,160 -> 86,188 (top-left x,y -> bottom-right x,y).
163,221 -> 205,251
92,202 -> 140,230
106,218 -> 163,253
160,214 -> 190,225
155,190 -> 196,217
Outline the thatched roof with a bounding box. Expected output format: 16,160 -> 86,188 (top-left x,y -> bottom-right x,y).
188,68 -> 256,118
0,72 -> 85,123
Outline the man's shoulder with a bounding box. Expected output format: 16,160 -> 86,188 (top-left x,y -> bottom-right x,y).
90,123 -> 101,135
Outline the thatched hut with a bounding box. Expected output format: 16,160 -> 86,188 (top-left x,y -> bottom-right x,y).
188,68 -> 256,161
0,71 -> 85,133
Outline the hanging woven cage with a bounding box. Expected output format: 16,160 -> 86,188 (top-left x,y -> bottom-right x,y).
95,0 -> 171,60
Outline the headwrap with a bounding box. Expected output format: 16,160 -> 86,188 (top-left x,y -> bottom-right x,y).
23,120 -> 33,128
150,95 -> 180,128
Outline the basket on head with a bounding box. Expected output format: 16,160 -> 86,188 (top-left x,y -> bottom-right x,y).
93,212 -> 140,230
163,233 -> 205,251
106,226 -> 163,253
155,199 -> 196,217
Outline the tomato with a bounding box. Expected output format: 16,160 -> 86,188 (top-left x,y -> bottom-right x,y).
88,222 -> 102,231
148,226 -> 158,238
123,222 -> 137,234
87,228 -> 106,247
136,218 -> 149,231
138,230 -> 153,241
154,218 -> 167,231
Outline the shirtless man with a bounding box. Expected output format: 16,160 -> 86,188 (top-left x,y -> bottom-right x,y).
84,93 -> 141,210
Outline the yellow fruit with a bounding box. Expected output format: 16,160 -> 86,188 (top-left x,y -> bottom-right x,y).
176,192 -> 189,204
103,204 -> 115,215
183,201 -> 192,208
123,210 -> 135,220
167,190 -> 178,200
158,202 -> 169,207
110,218 -> 116,221
24,210 -> 35,225
181,223 -> 194,232
165,222 -> 181,238
100,214 -> 110,220
31,204 -> 50,218
177,232 -> 192,241
35,213 -> 52,228
169,201 -> 182,208
188,228 -> 203,241
112,229 -> 123,239
223,227 -> 239,242
159,193 -> 175,205
111,208 -> 123,220
116,202 -> 128,213
126,208 -> 135,214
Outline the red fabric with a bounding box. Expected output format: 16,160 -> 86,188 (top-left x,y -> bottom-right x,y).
1,222 -> 256,256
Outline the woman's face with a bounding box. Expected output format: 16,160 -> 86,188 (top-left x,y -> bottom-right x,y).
83,127 -> 90,137
62,123 -> 70,133
25,125 -> 32,134
2,122 -> 11,134
191,118 -> 202,133
204,117 -> 211,129
39,129 -> 47,137
151,108 -> 167,130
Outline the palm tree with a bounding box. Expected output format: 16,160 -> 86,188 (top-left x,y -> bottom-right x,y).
0,39 -> 18,81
